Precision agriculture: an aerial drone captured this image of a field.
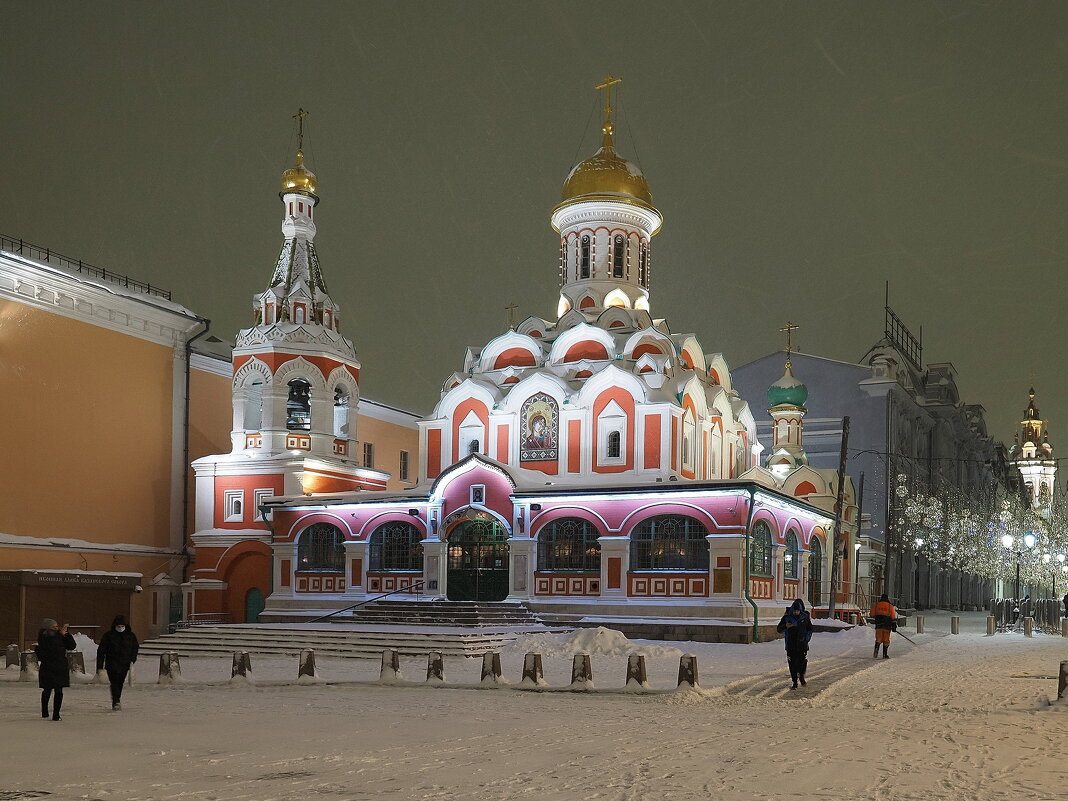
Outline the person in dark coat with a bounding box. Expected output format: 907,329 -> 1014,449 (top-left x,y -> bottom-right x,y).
1062,592 -> 1068,617
36,619 -> 76,720
96,615 -> 139,710
776,598 -> 813,689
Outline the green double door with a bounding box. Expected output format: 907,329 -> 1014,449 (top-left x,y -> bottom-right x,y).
446,519 -> 509,601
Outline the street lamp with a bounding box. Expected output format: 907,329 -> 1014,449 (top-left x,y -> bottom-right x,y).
1001,533 -> 1036,600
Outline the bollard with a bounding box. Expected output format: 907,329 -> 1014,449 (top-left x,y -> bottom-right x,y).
951,616 -> 960,635
481,651 -> 502,686
66,651 -> 85,675
1059,661 -> 1068,700
19,650 -> 38,682
426,651 -> 445,683
570,653 -> 593,691
6,644 -> 19,668
379,649 -> 401,682
986,616 -> 996,636
1062,619 -> 1068,638
915,615 -> 925,634
521,653 -> 545,687
677,654 -> 700,689
298,649 -> 316,679
231,651 -> 252,679
158,651 -> 181,683
626,654 -> 649,689
1024,617 -> 1034,638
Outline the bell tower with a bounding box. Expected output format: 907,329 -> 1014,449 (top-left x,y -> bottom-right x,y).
1009,387 -> 1056,511
551,75 -> 663,319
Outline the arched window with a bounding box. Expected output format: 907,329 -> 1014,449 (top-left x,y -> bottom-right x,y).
333,385 -> 350,439
809,536 -> 823,604
630,515 -> 710,570
613,234 -> 625,278
244,379 -> 263,432
638,242 -> 648,285
784,529 -> 800,579
749,521 -> 772,576
580,235 -> 591,279
537,518 -> 601,571
297,523 -> 345,572
469,439 -> 480,454
286,378 -> 312,431
607,431 -> 622,459
368,521 -> 423,571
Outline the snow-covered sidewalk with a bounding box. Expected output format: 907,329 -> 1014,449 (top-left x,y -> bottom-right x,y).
2,612 -> 1066,800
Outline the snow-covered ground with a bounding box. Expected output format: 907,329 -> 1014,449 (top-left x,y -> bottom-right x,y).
2,610 -> 1066,800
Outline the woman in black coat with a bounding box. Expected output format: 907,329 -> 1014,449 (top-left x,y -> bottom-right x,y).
36,619 -> 76,720
96,614 -> 139,710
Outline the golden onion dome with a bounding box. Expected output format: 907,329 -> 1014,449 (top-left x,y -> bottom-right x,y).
560,124 -> 653,209
280,150 -> 318,197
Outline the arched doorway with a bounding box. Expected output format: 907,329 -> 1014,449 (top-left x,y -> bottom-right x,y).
809,537 -> 824,606
245,587 -> 265,623
446,518 -> 509,601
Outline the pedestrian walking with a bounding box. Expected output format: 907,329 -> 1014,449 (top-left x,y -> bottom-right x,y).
96,615 -> 139,710
36,619 -> 76,720
1062,591 -> 1067,617
869,594 -> 897,659
776,598 -> 813,689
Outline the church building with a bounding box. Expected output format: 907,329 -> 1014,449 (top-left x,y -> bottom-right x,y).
229,80 -> 837,640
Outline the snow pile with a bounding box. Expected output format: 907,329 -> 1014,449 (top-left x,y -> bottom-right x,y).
73,632 -> 98,663
508,627 -> 684,659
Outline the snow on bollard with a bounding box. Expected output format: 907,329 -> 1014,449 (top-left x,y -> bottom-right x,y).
5,644 -> 19,668
480,651 -> 502,687
1024,617 -> 1034,638
677,654 -> 700,689
915,616 -> 925,634
231,651 -> 253,682
18,650 -> 38,682
297,649 -> 323,683
379,649 -> 401,682
951,616 -> 960,635
626,654 -> 649,690
426,651 -> 445,684
158,651 -> 182,683
1059,661 -> 1068,701
987,616 -> 996,636
520,653 -> 546,688
570,653 -> 594,691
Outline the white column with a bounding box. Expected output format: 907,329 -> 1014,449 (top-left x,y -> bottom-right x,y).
422,540 -> 447,599
598,536 -> 629,600
342,540 -> 367,598
508,538 -> 535,600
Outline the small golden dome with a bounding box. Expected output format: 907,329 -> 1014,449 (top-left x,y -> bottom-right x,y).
280,150 -> 317,196
561,136 -> 653,208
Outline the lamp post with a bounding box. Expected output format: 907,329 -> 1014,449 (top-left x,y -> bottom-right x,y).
1001,533 -> 1037,600
854,541 -> 862,605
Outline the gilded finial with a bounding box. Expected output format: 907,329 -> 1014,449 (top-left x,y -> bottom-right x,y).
779,321 -> 800,371
293,107 -> 309,152
505,302 -> 519,331
281,108 -> 318,196
595,74 -> 622,147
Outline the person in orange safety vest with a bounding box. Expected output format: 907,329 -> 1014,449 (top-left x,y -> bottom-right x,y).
870,593 -> 897,659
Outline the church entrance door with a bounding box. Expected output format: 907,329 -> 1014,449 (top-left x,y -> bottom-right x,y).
446,518 -> 509,601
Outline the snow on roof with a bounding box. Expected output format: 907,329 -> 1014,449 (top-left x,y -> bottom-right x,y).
0,531 -> 179,555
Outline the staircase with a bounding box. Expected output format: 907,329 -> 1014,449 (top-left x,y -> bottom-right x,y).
336,600 -> 545,627
139,623 -> 526,660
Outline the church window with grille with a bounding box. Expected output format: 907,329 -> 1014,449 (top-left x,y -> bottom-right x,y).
613,234 -> 625,278
297,523 -> 345,572
607,431 -> 622,459
286,378 -> 312,431
630,515 -> 710,570
368,522 -> 423,571
749,521 -> 773,576
537,518 -> 601,572
638,242 -> 648,285
580,236 -> 591,279
784,529 -> 799,579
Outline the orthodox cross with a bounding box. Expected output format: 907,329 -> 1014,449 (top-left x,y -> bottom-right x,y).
595,74 -> 622,131
505,303 -> 519,330
293,108 -> 309,150
779,321 -> 800,366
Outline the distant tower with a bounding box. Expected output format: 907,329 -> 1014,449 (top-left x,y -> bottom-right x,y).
766,322 -> 809,477
1009,387 -> 1056,511
550,74 -> 663,318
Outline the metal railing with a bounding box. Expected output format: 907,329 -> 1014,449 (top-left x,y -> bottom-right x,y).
309,580 -> 427,623
1,233 -> 172,300
169,612 -> 233,632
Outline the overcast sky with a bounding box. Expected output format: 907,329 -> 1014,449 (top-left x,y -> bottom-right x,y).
3,2 -> 1065,443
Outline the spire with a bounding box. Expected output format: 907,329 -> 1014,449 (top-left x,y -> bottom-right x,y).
281,108 -> 318,197
779,320 -> 800,372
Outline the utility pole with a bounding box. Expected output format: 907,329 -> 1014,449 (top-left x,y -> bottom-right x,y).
827,416 -> 851,618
